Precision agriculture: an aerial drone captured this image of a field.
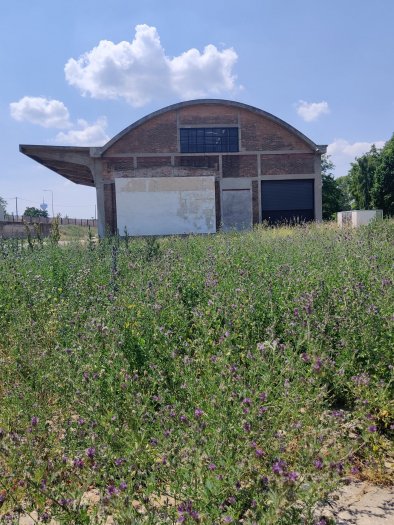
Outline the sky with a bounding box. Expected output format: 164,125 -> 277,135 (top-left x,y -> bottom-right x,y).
1,0 -> 393,218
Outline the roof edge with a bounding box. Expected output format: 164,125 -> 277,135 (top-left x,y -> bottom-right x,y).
100,99 -> 322,154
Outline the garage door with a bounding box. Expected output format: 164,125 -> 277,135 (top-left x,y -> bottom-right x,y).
261,180 -> 314,224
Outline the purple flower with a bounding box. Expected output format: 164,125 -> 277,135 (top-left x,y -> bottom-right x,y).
257,342 -> 265,352
115,457 -> 125,466
208,463 -> 216,471
243,422 -> 251,433
293,308 -> 299,317
86,447 -> 96,459
73,457 -> 84,469
194,408 -> 203,418
287,471 -> 299,482
259,392 -> 267,401
107,484 -> 119,497
368,425 -> 377,433
300,352 -> 310,362
242,398 -> 252,405
119,481 -> 127,491
31,416 -> 39,427
77,417 -> 85,426
255,448 -> 265,457
223,517 -> 233,523
314,457 -> 324,470
272,459 -> 287,475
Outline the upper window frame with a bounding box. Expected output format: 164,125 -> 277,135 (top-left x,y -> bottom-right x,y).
179,127 -> 239,153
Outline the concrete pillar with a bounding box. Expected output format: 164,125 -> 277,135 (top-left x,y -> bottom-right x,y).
314,154 -> 323,222
92,159 -> 106,237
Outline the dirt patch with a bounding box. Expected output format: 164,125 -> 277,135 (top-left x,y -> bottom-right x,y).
317,481 -> 394,524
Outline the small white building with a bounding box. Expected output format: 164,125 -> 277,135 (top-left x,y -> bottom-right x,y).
337,210 -> 383,227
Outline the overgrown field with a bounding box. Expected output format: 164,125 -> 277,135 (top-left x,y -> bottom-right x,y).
0,223 -> 393,524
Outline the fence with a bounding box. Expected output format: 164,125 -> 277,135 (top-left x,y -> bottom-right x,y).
2,215 -> 97,227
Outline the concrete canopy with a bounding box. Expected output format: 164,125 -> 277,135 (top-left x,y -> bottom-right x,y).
19,145 -> 94,186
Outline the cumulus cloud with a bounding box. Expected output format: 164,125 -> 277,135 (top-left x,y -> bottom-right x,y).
10,96 -> 71,128
64,24 -> 239,106
54,117 -> 109,146
296,100 -> 330,122
327,138 -> 385,177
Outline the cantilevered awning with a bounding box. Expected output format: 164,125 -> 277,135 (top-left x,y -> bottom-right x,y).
19,145 -> 95,187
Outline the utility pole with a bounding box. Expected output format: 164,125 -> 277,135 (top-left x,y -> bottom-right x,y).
15,197 -> 18,218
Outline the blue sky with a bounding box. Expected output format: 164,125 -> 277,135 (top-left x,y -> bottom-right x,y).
1,0 -> 393,218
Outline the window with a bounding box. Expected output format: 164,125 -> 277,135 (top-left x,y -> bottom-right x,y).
180,127 -> 239,153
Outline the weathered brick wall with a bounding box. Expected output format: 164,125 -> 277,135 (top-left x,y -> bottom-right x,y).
222,155 -> 258,178
175,156 -> 219,170
104,112 -> 178,155
239,109 -> 311,152
137,156 -> 172,168
261,154 -> 315,175
178,105 -> 238,125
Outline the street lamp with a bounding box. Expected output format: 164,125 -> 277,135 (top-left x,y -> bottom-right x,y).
43,189 -> 54,217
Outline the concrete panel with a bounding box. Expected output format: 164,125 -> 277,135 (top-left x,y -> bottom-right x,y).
115,176 -> 216,236
222,189 -> 252,231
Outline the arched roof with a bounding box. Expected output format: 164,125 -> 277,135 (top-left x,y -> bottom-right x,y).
100,99 -> 325,155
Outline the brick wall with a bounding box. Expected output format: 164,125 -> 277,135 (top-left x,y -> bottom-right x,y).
137,156 -> 172,168
104,112 -> 178,155
178,104 -> 238,125
239,109 -> 311,152
222,155 -> 258,178
261,154 -> 315,175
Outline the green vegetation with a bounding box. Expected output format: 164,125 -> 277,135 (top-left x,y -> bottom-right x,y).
59,224 -> 98,242
23,207 -> 49,218
0,223 -> 393,524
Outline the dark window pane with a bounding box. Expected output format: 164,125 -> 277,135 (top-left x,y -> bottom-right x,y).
180,127 -> 239,153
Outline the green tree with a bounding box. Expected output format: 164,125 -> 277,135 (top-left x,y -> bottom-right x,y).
348,144 -> 380,209
321,155 -> 348,220
0,196 -> 6,215
23,206 -> 49,218
371,133 -> 394,216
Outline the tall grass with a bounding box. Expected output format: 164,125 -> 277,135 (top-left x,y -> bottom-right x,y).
0,222 -> 393,524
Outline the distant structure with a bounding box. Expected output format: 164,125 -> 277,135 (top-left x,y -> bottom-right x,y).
337,210 -> 383,227
20,99 -> 326,237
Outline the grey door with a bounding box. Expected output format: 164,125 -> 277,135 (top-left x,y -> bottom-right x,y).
261,180 -> 314,224
222,189 -> 252,231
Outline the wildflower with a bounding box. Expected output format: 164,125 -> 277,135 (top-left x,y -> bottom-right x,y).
73,457 -> 84,469
293,308 -> 299,317
255,448 -> 265,457
314,457 -> 324,470
119,481 -> 127,491
107,484 -> 119,497
272,459 -> 286,475
368,425 -> 377,433
287,471 -> 299,482
208,463 -> 216,471
259,392 -> 267,401
300,352 -> 310,362
86,447 -> 96,459
194,408 -> 203,418
223,517 -> 233,523
257,342 -> 265,352
351,466 -> 360,475
243,422 -> 251,432
31,416 -> 39,427
77,417 -> 85,426
242,397 -> 252,405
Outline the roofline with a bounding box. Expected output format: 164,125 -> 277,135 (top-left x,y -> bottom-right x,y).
100,99 -> 324,155
20,145 -> 90,153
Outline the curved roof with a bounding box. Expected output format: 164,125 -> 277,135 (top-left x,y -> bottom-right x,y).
100,99 -> 325,154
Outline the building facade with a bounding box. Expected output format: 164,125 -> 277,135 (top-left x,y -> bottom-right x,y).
20,99 -> 327,237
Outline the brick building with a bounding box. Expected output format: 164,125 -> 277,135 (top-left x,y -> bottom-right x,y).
20,99 -> 327,237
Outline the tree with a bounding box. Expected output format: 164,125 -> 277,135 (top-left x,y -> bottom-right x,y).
321,155 -> 349,220
348,144 -> 380,209
371,134 -> 394,216
0,196 -> 6,215
23,207 -> 49,218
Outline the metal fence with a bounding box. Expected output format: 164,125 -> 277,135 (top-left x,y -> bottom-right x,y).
2,215 -> 97,227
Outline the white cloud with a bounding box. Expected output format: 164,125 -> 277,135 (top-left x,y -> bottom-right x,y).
64,24 -> 239,106
10,96 -> 71,128
54,117 -> 109,146
327,138 -> 385,177
296,100 -> 330,122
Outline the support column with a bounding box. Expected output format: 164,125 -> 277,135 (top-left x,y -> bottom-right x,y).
92,159 -> 106,237
314,154 -> 323,222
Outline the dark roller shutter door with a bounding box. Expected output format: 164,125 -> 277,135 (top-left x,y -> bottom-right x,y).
261,180 -> 314,224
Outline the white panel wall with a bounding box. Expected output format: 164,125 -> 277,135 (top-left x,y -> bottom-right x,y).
115,176 -> 216,236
